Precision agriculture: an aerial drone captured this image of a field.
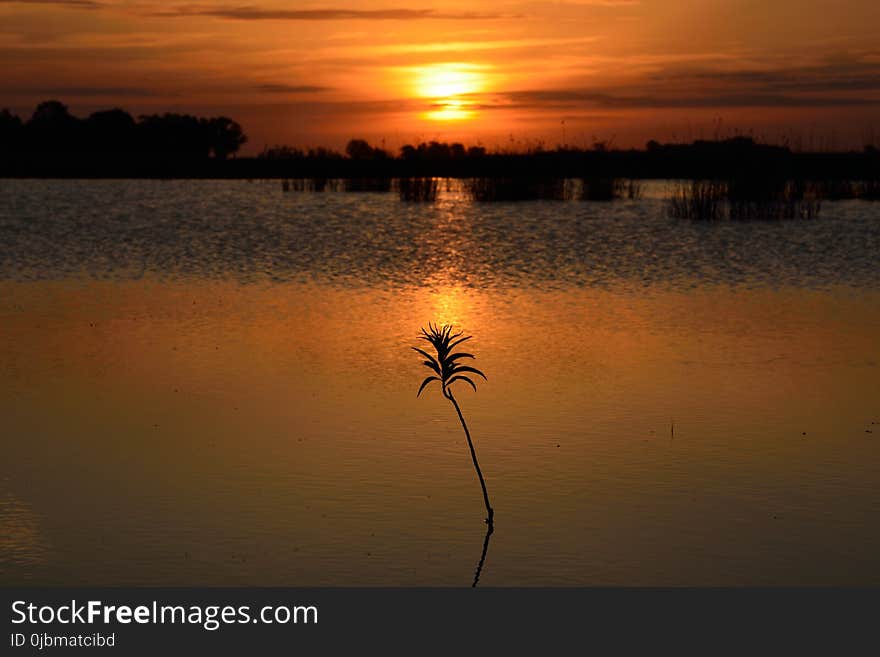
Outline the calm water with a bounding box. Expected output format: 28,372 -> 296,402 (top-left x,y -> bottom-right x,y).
1,179 -> 879,585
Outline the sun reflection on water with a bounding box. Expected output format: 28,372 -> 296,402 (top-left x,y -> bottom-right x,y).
427,285 -> 471,327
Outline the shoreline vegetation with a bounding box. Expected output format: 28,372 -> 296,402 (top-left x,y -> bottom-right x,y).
1,101 -> 879,214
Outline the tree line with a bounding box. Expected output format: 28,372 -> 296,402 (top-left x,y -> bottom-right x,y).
0,101 -> 247,160
0,102 -> 876,181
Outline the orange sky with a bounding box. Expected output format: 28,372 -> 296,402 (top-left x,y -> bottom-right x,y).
1,0 -> 879,152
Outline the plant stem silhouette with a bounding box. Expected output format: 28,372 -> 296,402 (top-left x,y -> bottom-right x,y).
414,323 -> 494,527
472,520 -> 494,587
445,387 -> 494,525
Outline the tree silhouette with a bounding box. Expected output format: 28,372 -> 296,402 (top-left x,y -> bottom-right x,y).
30,100 -> 75,126
0,101 -> 249,166
203,116 -> 247,159
398,141 -> 470,161
86,109 -> 136,153
27,100 -> 82,151
345,138 -> 388,160
0,109 -> 23,152
131,113 -> 246,160
414,323 -> 493,526
137,113 -> 209,158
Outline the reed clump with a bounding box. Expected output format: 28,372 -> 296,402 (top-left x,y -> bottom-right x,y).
343,177 -> 392,193
580,177 -> 643,201
465,177 -> 566,202
580,177 -> 616,201
281,178 -> 329,192
727,178 -> 821,220
620,179 -> 644,200
666,180 -> 726,220
857,179 -> 880,200
667,177 -> 822,220
814,180 -> 858,200
398,177 -> 439,202
769,179 -> 879,202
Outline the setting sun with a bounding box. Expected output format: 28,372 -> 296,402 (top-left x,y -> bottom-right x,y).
412,63 -> 488,121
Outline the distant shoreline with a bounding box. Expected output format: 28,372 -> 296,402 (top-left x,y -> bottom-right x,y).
3,102 -> 877,181
2,144 -> 878,182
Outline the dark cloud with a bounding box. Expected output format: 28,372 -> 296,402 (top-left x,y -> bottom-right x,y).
683,68 -> 880,94
4,86 -> 162,97
641,52 -> 880,93
152,5 -> 509,21
223,98 -> 427,117
0,43 -> 204,64
0,0 -> 104,8
503,53 -> 880,111
256,84 -> 331,94
503,89 -> 879,109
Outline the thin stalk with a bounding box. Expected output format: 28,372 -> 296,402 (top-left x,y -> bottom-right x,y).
445,388 -> 494,526
472,522 -> 494,587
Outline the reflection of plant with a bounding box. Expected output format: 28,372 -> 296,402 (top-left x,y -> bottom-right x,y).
414,323 -> 493,526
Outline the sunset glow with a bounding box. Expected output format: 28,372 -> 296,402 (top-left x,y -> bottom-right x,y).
412,63 -> 486,121
0,1 -> 878,149
413,63 -> 485,100
425,101 -> 474,122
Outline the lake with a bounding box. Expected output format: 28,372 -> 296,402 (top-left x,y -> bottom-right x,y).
1,179 -> 879,585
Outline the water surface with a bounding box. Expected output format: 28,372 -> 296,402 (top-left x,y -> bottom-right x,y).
1,180 -> 878,585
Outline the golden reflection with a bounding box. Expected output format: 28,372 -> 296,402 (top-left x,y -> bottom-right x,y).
4,279 -> 880,585
428,285 -> 470,326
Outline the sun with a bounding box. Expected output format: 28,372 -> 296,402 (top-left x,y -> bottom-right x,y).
411,63 -> 487,122
414,63 -> 483,98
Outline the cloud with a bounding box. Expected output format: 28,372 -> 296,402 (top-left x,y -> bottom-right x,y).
0,0 -> 103,8
0,43 -> 205,64
498,51 -> 880,111
152,5 -> 511,21
645,53 -> 880,100
256,84 -> 331,94
683,67 -> 880,94
3,85 -> 162,97
518,0 -> 638,7
350,35 -> 599,57
504,89 -> 879,109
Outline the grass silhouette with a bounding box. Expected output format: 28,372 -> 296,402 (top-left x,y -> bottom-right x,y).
666,178 -> 822,220
667,180 -> 725,220
414,323 -> 494,527
398,177 -> 439,202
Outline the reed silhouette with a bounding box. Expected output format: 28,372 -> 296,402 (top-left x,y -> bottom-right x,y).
666,176 -> 822,220
465,176 -> 566,202
667,180 -> 726,220
414,323 -> 493,527
398,177 -> 439,202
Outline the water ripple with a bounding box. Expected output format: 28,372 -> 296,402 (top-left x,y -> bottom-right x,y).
1,179 -> 878,290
